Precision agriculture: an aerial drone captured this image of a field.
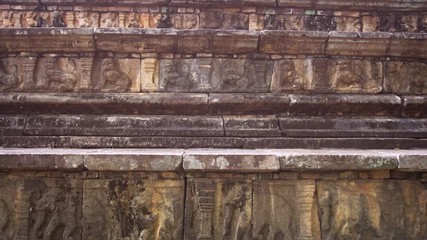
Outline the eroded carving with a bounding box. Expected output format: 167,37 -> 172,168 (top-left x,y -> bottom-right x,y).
126,12 -> 141,28
362,15 -> 378,32
160,58 -> 271,92
76,12 -> 99,27
35,58 -> 78,92
1,11 -> 14,28
263,14 -> 284,30
24,11 -> 38,27
184,179 -> 252,240
318,181 -> 427,240
83,179 -> 184,240
100,12 -> 118,28
92,58 -> 139,92
271,59 -> 314,92
155,12 -> 172,28
173,14 -> 198,29
385,61 -> 427,94
141,58 -> 159,91
51,11 -> 66,27
253,180 -> 319,240
0,58 -> 22,91
305,15 -> 336,31
335,17 -> 361,32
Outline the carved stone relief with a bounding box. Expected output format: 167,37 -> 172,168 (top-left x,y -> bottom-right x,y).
335,17 -> 361,32
200,11 -> 248,29
385,61 -> 427,94
75,12 -> 100,28
0,11 -> 16,28
304,15 -> 336,31
172,14 -> 199,29
83,179 -> 184,240
92,58 -> 139,92
362,15 -> 378,32
141,58 -> 159,91
35,57 -> 79,92
100,12 -> 119,28
318,180 -> 427,240
253,180 -> 320,240
159,58 -> 272,92
272,59 -> 382,93
184,178 -> 252,240
0,58 -> 23,91
0,175 -> 16,240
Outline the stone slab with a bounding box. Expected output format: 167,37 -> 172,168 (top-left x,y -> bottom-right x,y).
0,116 -> 25,136
24,115 -> 224,137
398,152 -> 427,170
224,115 -> 282,137
184,178 -> 252,240
259,31 -> 328,55
183,149 -> 280,172
83,178 -> 184,240
280,117 -> 427,138
278,0 -> 427,11
403,95 -> 427,117
288,94 -> 402,116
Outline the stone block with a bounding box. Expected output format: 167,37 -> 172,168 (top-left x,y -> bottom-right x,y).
184,178 -> 252,239
0,148 -> 84,170
385,61 -> 427,94
253,180 -> 320,240
288,94 -> 401,116
398,152 -> 427,170
0,116 -> 25,135
83,149 -> 184,171
25,115 -> 224,137
183,149 -> 279,172
403,95 -> 427,117
278,149 -> 398,170
0,175 -> 83,240
83,179 -> 184,240
159,58 -> 272,93
279,117 -> 427,138
326,32 -> 389,57
208,93 -> 290,115
224,115 -> 281,137
271,58 -> 383,93
91,58 -> 140,92
259,31 -> 328,55
317,180 -> 427,240
387,33 -> 427,58
212,30 -> 258,54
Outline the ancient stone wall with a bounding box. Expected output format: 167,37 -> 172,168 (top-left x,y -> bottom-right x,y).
0,0 -> 426,239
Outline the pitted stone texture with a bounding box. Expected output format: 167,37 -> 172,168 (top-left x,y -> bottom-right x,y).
271,59 -> 383,93
24,115 -> 224,137
83,179 -> 184,240
317,180 -> 427,240
253,180 -> 320,240
385,61 -> 427,94
403,96 -> 427,117
0,116 -> 25,135
184,178 -> 252,240
183,149 -> 279,172
260,31 -> 328,55
224,115 -> 281,137
159,58 -> 272,93
0,175 -> 83,240
280,117 -> 427,138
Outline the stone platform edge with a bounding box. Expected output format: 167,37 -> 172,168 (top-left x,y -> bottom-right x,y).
0,148 -> 426,171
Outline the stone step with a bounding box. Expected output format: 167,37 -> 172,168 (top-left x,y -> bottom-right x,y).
0,148 -> 425,171
2,93 -> 424,116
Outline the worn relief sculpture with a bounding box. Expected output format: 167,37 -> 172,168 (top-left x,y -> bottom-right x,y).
385,61 -> 427,94
35,58 -> 78,92
93,58 -> 134,92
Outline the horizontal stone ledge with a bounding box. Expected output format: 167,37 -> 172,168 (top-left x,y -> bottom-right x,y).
260,31 -> 427,58
0,148 -> 425,171
403,95 -> 427,117
4,0 -> 427,11
1,136 -> 426,149
1,29 -> 426,58
0,93 -> 409,116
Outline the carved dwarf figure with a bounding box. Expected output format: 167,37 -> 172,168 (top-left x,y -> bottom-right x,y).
77,12 -> 90,27
0,64 -> 20,91
127,12 -> 141,28
101,12 -> 117,27
25,11 -> 38,27
51,11 -> 66,27
97,58 -> 131,92
155,13 -> 172,28
1,11 -> 13,28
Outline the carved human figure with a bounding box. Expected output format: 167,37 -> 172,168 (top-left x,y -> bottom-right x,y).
1,11 -> 13,28
362,16 -> 377,32
38,58 -> 77,91
127,12 -> 141,28
160,60 -> 192,90
284,15 -> 303,30
37,12 -> 50,27
218,60 -> 249,91
335,17 -> 361,32
97,58 -> 131,92
400,16 -> 418,32
33,189 -> 77,240
0,63 -> 20,91
51,11 -> 66,27
25,11 -> 38,27
222,184 -> 250,239
182,14 -> 198,29
155,13 -> 172,28
77,12 -> 90,27
101,12 -> 117,27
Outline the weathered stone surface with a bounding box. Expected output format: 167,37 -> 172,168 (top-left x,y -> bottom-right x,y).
0,175 -> 83,240
92,57 -> 140,92
278,149 -> 398,170
260,31 -> 328,55
403,95 -> 427,117
200,11 -> 248,29
25,115 -> 224,136
141,58 -> 159,92
253,180 -> 320,240
387,33 -> 427,58
280,117 -> 427,137
83,149 -> 184,171
271,59 -> 383,93
385,61 -> 427,94
184,178 -> 252,240
224,115 -> 281,137
183,149 -> 279,171
288,94 -> 401,116
0,116 -> 25,135
317,180 -> 427,240
398,152 -> 427,170
0,28 -> 94,53
208,93 -> 290,115
0,93 -> 209,115
159,58 -> 272,92
326,32 -> 389,57
0,148 -> 84,170
278,0 -> 427,11
83,179 -> 184,240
